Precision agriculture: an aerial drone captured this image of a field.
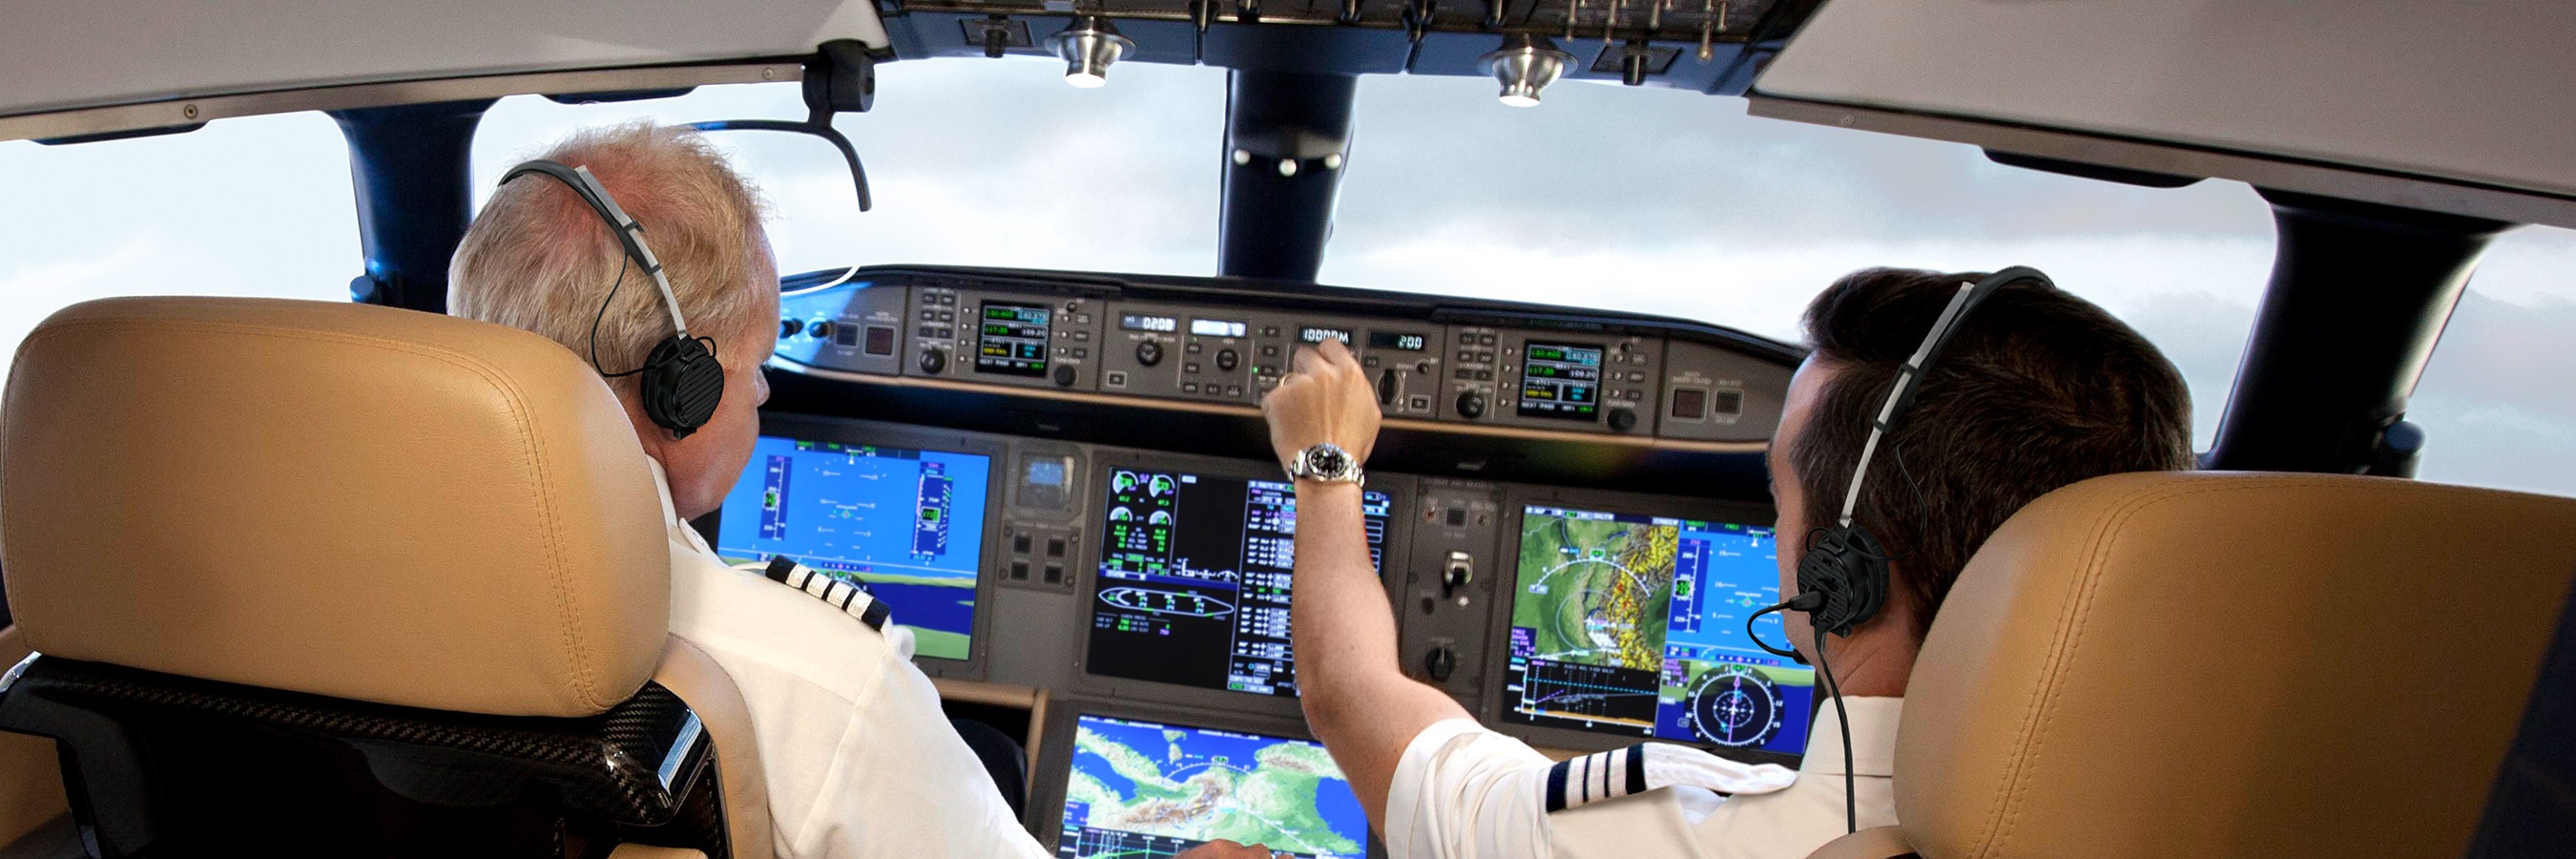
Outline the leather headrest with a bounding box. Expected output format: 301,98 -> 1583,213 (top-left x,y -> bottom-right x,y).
2,298 -> 670,718
1898,471 -> 2576,858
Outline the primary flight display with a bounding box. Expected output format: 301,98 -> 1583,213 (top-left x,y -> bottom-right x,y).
715,436 -> 992,660
1503,505 -> 1812,756
1056,714 -> 1367,859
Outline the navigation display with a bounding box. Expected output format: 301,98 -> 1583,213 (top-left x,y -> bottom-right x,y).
715,436 -> 992,661
1056,714 -> 1368,859
1503,505 -> 1812,756
1087,470 -> 1391,697
977,301 -> 1052,377
1517,342 -> 1604,421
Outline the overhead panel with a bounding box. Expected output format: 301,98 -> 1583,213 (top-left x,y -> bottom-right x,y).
1748,0 -> 2576,225
0,0 -> 889,120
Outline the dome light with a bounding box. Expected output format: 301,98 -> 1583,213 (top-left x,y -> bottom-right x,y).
1046,16 -> 1134,89
1481,34 -> 1575,107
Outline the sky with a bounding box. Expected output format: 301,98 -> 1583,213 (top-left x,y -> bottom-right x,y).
5,55 -> 2573,495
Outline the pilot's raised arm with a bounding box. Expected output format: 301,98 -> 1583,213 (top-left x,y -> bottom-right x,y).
451,122 -> 1049,859
1254,266 -> 2199,859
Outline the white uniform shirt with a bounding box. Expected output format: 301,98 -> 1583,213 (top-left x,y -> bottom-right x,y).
1386,698 -> 1901,859
651,462 -> 1050,859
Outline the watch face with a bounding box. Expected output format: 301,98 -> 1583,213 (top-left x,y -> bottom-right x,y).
1308,446 -> 1347,476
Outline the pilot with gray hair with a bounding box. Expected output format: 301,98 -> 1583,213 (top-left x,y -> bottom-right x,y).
450,120 -> 1049,859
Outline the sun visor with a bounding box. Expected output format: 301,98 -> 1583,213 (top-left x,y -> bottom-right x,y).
0,0 -> 887,123
1747,0 -> 2576,226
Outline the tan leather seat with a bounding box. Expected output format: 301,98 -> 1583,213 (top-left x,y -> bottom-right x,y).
1810,471 -> 2576,859
0,297 -> 769,858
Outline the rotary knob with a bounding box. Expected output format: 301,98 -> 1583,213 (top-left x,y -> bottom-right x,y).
1215,347 -> 1239,371
1053,364 -> 1077,388
1135,341 -> 1164,367
1608,407 -> 1639,433
919,347 -> 947,374
1423,645 -> 1458,682
1454,390 -> 1487,419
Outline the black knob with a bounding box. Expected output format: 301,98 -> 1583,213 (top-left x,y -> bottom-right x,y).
1455,390 -> 1487,419
1423,646 -> 1458,682
1052,364 -> 1077,388
807,320 -> 835,340
1377,368 -> 1400,406
1215,347 -> 1239,371
779,318 -> 804,338
919,347 -> 946,374
1135,341 -> 1163,367
1608,407 -> 1638,433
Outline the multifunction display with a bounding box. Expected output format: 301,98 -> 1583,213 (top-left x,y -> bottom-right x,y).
1054,714 -> 1368,859
977,301 -> 1052,377
1087,470 -> 1390,697
1518,342 -> 1604,421
715,437 -> 993,661
1503,505 -> 1811,755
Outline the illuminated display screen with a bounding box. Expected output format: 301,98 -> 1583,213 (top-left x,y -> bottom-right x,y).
1367,331 -> 1427,352
1121,314 -> 1178,333
1298,326 -> 1351,345
1191,319 -> 1248,338
1087,470 -> 1390,697
716,437 -> 992,661
977,301 -> 1052,377
1502,505 -> 1812,756
1517,341 -> 1603,421
1055,714 -> 1369,859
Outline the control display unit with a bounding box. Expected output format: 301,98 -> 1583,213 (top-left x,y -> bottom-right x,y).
1051,713 -> 1369,859
1502,505 -> 1811,755
1517,342 -> 1605,421
715,436 -> 993,661
977,301 -> 1053,377
1088,469 -> 1391,697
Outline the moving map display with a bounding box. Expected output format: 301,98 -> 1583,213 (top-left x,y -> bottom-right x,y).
716,436 -> 992,660
1057,714 -> 1367,859
1087,470 -> 1391,697
1503,505 -> 1813,756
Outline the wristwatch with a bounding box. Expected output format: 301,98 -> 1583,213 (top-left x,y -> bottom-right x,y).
1285,442 -> 1365,487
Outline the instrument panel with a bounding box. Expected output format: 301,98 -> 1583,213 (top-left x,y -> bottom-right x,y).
740,267 -> 1809,851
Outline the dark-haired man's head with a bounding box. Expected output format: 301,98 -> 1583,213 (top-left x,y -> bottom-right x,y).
1767,268 -> 2194,676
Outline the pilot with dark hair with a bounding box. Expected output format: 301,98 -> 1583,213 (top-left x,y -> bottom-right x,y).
1245,268 -> 2196,859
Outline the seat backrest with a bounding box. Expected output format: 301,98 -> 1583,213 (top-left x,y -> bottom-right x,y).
0,297 -> 748,857
1893,471 -> 2576,859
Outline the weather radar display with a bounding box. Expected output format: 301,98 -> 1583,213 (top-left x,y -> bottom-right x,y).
1056,715 -> 1367,859
1504,505 -> 1814,756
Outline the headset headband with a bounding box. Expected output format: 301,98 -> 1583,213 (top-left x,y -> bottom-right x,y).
498,159 -> 692,338
1836,265 -> 2053,527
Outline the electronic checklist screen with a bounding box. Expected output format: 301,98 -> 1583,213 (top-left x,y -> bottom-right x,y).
1502,505 -> 1813,756
715,436 -> 992,661
1085,469 -> 1391,697
1054,714 -> 1368,859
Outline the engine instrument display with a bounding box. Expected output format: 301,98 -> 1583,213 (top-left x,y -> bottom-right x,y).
1503,505 -> 1811,755
715,436 -> 993,661
1518,342 -> 1604,421
1087,469 -> 1391,697
977,301 -> 1052,377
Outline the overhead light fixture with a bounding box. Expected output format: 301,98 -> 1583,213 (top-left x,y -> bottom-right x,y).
1045,16 -> 1133,89
1481,34 -> 1574,107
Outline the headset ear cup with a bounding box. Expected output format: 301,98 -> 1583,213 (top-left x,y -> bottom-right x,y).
640,336 -> 725,437
1797,527 -> 1892,638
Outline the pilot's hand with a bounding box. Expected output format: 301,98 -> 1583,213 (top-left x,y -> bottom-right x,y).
1172,840 -> 1286,859
1263,337 -> 1380,471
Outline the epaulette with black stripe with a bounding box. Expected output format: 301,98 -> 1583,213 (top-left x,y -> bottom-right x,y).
754,555 -> 890,632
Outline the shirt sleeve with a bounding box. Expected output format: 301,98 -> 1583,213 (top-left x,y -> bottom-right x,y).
1384,719 -> 1558,859
785,648 -> 1049,859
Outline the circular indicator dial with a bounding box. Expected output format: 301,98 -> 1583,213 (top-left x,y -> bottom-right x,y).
1684,664 -> 1785,748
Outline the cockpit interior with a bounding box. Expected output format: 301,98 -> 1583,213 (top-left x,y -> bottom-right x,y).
3,2 -> 2575,858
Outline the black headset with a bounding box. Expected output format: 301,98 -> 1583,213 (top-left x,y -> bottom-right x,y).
1747,265 -> 2053,832
499,159 -> 726,438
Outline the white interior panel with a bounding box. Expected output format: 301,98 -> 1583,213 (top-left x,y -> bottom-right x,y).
1755,0 -> 2576,199
0,0 -> 888,118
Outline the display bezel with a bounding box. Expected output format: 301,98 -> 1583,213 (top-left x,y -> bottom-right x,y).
1514,340 -> 1608,423
1479,484 -> 1797,767
1023,698 -> 1387,858
693,412 -> 1009,681
975,300 -> 1055,378
1070,448 -> 1412,720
